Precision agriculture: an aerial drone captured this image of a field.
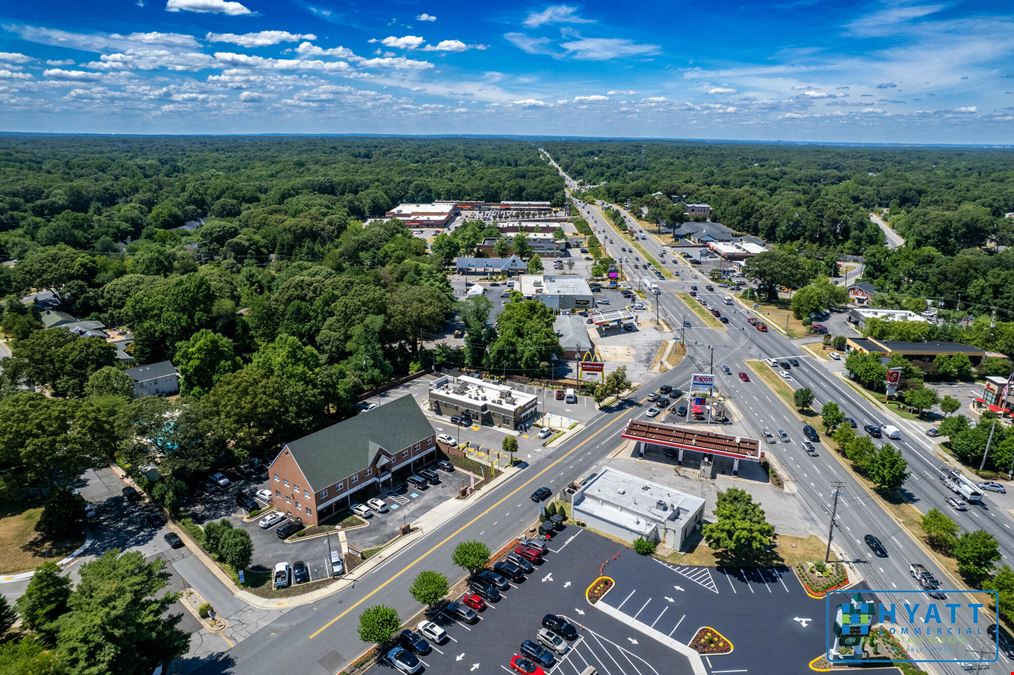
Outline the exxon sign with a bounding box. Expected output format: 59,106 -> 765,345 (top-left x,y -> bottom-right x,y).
690,373 -> 715,389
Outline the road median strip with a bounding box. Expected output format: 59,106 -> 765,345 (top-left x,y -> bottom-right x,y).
678,293 -> 726,330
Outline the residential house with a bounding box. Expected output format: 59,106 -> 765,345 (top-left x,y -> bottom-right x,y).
125,360 -> 179,397
847,282 -> 877,306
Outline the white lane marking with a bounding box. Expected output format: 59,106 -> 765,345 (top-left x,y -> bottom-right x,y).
616,589 -> 636,611
650,606 -> 669,628
632,598 -> 652,620
669,613 -> 686,636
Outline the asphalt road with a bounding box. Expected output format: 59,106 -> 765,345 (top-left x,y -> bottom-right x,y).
564,175 -> 1006,674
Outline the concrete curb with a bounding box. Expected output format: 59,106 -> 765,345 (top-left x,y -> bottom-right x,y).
592,591 -> 708,675
0,536 -> 93,584
209,465 -> 521,610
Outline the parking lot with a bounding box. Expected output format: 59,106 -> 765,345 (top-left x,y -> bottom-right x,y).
367,527 -> 693,675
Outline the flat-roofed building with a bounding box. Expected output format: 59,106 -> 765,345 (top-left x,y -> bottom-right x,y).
707,241 -> 766,260
519,274 -> 594,311
428,374 -> 538,429
845,337 -> 987,365
385,202 -> 459,227
454,255 -> 527,276
684,203 -> 712,219
572,467 -> 705,551
848,307 -> 927,327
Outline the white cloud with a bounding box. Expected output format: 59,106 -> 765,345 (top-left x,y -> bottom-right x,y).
606,89 -> 636,95
207,31 -> 317,47
559,35 -> 660,60
573,94 -> 608,102
954,105 -> 977,113
358,56 -> 433,70
422,39 -> 486,52
115,31 -> 200,47
46,59 -> 75,66
44,68 -> 102,81
523,5 -> 593,29
0,69 -> 32,79
847,3 -> 946,37
85,48 -> 215,72
512,98 -> 549,107
504,33 -> 556,56
295,42 -> 356,59
376,35 -> 425,50
214,52 -> 352,72
0,52 -> 31,64
239,90 -> 264,101
416,13 -> 437,22
707,87 -> 736,94
165,0 -> 251,15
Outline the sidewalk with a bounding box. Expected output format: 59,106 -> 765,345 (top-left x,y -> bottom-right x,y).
175,464 -> 520,611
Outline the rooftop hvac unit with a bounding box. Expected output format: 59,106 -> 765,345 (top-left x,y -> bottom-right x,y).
656,500 -> 667,511
642,485 -> 650,491
616,488 -> 625,495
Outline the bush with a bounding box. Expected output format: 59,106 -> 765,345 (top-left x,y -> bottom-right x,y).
198,602 -> 212,619
633,537 -> 657,555
217,528 -> 253,570
179,518 -> 205,547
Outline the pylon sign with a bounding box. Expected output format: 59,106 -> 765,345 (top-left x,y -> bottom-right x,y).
691,373 -> 715,389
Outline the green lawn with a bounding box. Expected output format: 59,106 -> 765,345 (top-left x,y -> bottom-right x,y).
0,503 -> 84,574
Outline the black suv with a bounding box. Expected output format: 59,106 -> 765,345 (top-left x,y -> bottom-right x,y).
864,535 -> 888,558
659,384 -> 672,394
530,486 -> 552,502
276,519 -> 303,539
236,492 -> 258,512
864,424 -> 883,438
398,629 -> 432,655
407,475 -> 429,490
542,614 -> 578,641
419,468 -> 440,485
293,560 -> 310,584
475,569 -> 510,591
802,424 -> 819,442
468,579 -> 501,602
493,560 -> 525,583
436,459 -> 454,472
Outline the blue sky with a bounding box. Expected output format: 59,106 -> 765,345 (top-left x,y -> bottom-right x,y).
1,0 -> 1013,143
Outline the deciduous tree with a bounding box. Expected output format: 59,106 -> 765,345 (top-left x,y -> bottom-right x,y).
409,571 -> 449,607
357,605 -> 401,645
953,530 -> 1001,585
452,540 -> 490,574
16,562 -> 70,644
921,508 -> 959,554
701,488 -> 775,563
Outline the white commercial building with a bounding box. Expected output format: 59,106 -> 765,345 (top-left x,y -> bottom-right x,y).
708,241 -> 766,260
385,202 -> 458,227
572,467 -> 705,551
518,274 -> 594,311
428,374 -> 539,430
848,307 -> 929,328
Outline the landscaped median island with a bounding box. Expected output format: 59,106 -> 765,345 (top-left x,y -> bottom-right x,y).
795,559 -> 849,599
585,575 -> 614,603
689,626 -> 733,655
678,292 -> 726,330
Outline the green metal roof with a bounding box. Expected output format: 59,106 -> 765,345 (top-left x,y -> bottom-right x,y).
283,395 -> 434,491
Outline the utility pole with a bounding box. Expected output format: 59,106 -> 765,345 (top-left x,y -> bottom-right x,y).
825,481 -> 845,563
680,315 -> 686,346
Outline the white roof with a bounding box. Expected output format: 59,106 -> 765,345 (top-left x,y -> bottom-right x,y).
852,308 -> 927,323
574,467 -> 705,531
387,203 -> 456,216
519,274 -> 592,297
466,284 -> 485,297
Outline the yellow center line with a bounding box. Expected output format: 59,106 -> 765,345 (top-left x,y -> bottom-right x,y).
307,409 -> 628,641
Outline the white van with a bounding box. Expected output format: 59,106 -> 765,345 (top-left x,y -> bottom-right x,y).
723,296 -> 733,305
882,424 -> 901,440
565,388 -> 577,403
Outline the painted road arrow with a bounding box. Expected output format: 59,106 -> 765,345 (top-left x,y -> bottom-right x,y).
456,654 -> 465,661
563,581 -> 571,588
673,585 -> 685,592
794,617 -> 812,628
627,637 -> 639,645
470,664 -> 480,672
574,608 -> 585,615
542,572 -> 553,583
664,596 -> 675,603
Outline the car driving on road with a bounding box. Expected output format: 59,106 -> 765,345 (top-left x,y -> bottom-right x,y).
864,534 -> 888,557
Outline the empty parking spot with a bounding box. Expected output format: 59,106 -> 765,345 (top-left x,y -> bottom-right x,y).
655,560 -> 719,593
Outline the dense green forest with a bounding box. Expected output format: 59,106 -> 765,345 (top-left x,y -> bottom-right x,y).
0,136 -> 564,510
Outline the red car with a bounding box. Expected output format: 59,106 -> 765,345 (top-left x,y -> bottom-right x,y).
513,544 -> 543,564
756,323 -> 768,332
510,655 -> 546,675
738,372 -> 750,382
461,593 -> 486,611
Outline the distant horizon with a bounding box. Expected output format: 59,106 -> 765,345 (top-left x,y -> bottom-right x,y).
2,1 -> 1014,143
3,130 -> 1013,150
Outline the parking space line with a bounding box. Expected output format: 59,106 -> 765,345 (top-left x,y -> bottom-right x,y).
616,589 -> 636,610
721,569 -> 737,594
775,569 -> 790,592
586,627 -> 634,675
736,568 -> 754,593
668,613 -> 686,636
632,597 -> 652,620
650,606 -> 669,628
758,569 -> 773,593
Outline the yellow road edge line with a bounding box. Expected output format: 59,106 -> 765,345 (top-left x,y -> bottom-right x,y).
307,410 -> 628,641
